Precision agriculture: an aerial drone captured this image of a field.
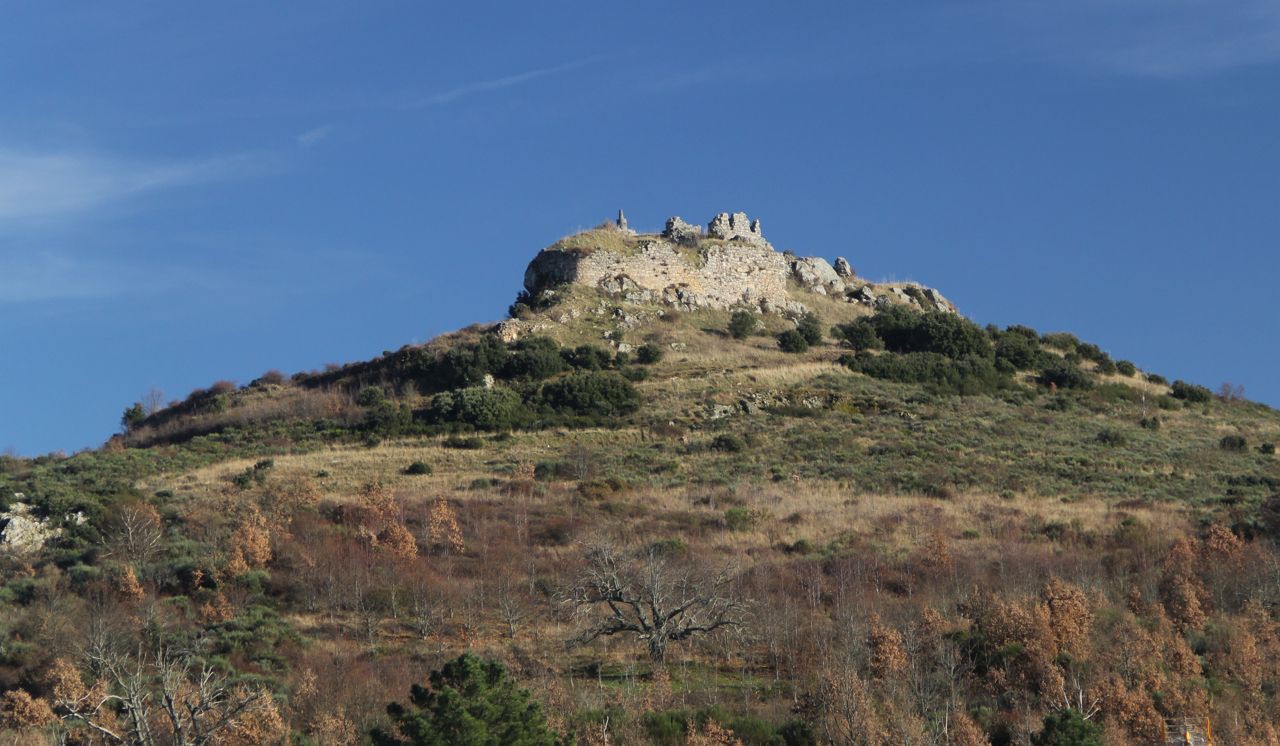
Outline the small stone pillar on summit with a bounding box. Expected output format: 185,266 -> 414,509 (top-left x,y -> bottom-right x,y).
616,209 -> 628,231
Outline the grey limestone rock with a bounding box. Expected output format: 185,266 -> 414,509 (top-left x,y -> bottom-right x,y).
707,211 -> 765,243
791,257 -> 843,291
662,216 -> 702,243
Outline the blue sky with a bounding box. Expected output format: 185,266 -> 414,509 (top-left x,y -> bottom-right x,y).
2,1 -> 1278,454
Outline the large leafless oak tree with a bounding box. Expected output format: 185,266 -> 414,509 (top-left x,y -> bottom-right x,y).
566,542 -> 749,662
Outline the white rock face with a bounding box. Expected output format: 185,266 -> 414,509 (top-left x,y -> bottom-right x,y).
1,502 -> 62,555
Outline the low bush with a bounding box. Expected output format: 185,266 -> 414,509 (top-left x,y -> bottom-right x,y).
356,387 -> 387,407
636,343 -> 664,365
994,333 -> 1041,370
564,344 -> 614,371
1096,429 -> 1129,447
1220,435 -> 1248,452
728,311 -> 756,340
866,306 -> 992,359
777,330 -> 810,353
1146,373 -> 1169,385
844,351 -> 1010,396
832,320 -> 883,351
1038,361 -> 1092,390
796,312 -> 823,346
1116,360 -> 1137,377
1075,342 -> 1109,364
1261,443 -> 1276,455
724,506 -> 761,531
711,434 -> 747,453
429,386 -> 525,430
442,435 -> 484,449
505,336 -> 568,380
540,371 -> 640,417
403,461 -> 432,475
1171,380 -> 1213,403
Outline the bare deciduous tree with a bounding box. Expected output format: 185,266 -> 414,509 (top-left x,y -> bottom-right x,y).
565,542 -> 749,662
54,637 -> 266,746
102,501 -> 164,569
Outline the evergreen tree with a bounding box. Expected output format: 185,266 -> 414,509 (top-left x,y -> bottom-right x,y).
372,654 -> 561,746
1031,709 -> 1103,746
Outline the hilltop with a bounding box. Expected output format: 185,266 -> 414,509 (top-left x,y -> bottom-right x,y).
0,212 -> 1277,744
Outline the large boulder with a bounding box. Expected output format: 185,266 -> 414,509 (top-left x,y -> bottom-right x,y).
791,257 -> 843,293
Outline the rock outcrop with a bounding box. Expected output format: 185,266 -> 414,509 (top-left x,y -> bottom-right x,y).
0,498 -> 85,555
519,211 -> 956,317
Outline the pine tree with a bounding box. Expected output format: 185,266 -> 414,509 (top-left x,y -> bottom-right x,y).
371,654 -> 561,746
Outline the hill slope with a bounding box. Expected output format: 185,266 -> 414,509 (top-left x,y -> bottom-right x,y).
0,213 -> 1278,744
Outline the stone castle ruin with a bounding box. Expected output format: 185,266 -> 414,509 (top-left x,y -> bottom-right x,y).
519,211 -> 955,317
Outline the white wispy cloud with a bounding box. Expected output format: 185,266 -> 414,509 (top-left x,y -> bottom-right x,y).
0,249 -> 205,303
0,147 -> 252,226
405,58 -> 598,108
296,124 -> 334,148
982,0 -> 1280,77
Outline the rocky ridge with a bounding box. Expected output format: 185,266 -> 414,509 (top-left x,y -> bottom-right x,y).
518,211 -> 956,318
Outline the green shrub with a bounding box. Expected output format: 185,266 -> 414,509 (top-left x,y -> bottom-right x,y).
711,434 -> 746,453
1220,435 -> 1248,452
1171,380 -> 1212,403
777,329 -> 810,353
121,402 -> 146,432
232,459 -> 274,489
430,386 -> 524,430
1116,360 -> 1137,377
636,343 -> 664,365
796,312 -> 823,345
504,336 -> 567,380
1031,708 -> 1103,745
867,306 -> 992,359
994,333 -> 1041,370
1075,342 -> 1108,363
845,351 -> 1010,396
1095,358 -> 1117,375
1146,373 -> 1169,385
724,506 -> 760,532
364,399 -> 413,436
832,319 -> 883,351
443,436 -> 484,449
435,336 -> 510,390
1139,416 -> 1161,431
403,461 -> 433,475
1045,395 -> 1074,412
1038,361 -> 1091,390
563,344 -> 613,371
1261,442 -> 1276,455
356,386 -> 387,407
1095,429 -> 1129,447
728,310 -> 757,340
540,371 -> 640,417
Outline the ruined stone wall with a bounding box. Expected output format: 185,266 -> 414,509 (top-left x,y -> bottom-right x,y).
524,238 -> 794,311
520,211 -> 957,315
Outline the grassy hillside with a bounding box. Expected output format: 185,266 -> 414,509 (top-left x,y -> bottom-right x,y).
0,280 -> 1277,744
